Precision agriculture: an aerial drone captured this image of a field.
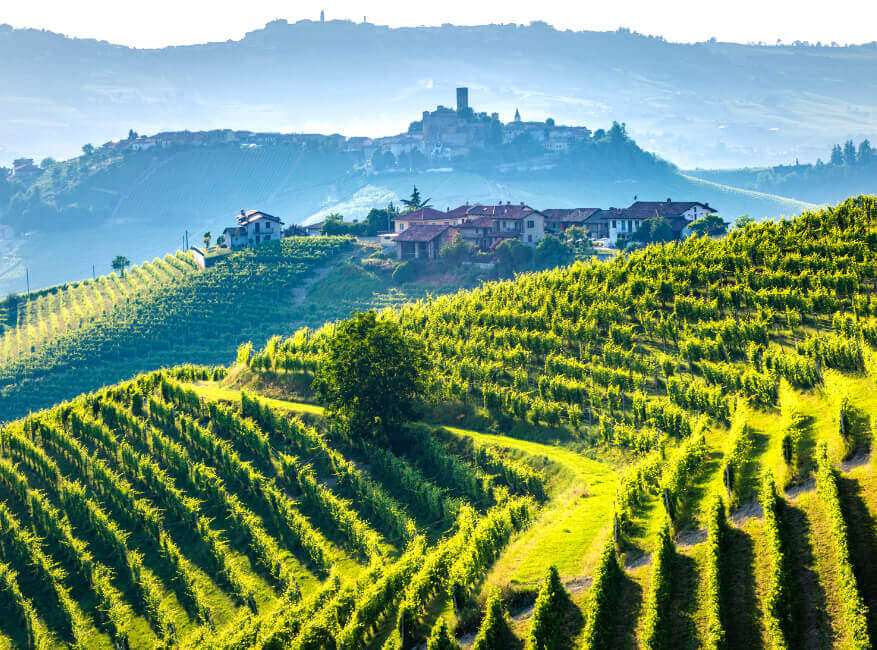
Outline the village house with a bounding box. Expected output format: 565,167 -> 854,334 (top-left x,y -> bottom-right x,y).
11,158 -> 42,183
222,210 -> 285,249
542,208 -> 601,234
303,221 -> 326,236
395,225 -> 459,261
463,203 -> 547,247
580,199 -> 717,244
393,207 -> 462,232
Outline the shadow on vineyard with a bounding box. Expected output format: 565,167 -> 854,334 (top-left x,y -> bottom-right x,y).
1,196 -> 877,647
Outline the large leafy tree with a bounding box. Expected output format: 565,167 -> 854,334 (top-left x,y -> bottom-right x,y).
312,311 -> 428,442
495,238 -> 533,275
633,217 -> 675,244
111,255 -> 130,276
534,234 -> 573,269
689,214 -> 728,237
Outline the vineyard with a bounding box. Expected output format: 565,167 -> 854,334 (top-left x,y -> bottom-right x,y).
0,237 -> 354,422
1,196 -> 877,647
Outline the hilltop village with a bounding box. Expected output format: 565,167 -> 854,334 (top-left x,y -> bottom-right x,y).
3,87 -> 620,182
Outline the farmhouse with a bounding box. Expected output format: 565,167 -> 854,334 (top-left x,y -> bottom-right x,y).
222,210 -> 285,249
462,203 -> 547,246
395,225 -> 459,261
542,208 -> 601,234
393,207 -> 462,232
576,200 -> 716,244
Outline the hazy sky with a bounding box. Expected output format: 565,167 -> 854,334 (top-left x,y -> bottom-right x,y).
4,0 -> 877,48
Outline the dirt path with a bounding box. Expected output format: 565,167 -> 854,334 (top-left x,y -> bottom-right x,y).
290,249 -> 356,304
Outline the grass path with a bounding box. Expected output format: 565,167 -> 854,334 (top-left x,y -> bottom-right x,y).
443,426 -> 619,589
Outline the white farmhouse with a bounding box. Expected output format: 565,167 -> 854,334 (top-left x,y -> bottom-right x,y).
222,210 -> 285,249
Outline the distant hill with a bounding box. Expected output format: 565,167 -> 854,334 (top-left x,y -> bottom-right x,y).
1,20 -> 876,169
688,139 -> 877,204
0,127 -> 812,296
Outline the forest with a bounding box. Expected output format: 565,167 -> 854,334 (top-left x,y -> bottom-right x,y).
0,196 -> 876,647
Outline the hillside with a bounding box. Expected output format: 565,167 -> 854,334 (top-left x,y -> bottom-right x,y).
0,131 -> 812,297
0,237 -> 479,423
2,20 -> 877,169
0,196 -> 876,647
688,138 -> 877,204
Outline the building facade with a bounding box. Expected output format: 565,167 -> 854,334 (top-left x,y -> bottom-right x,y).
395,225 -> 459,261
222,210 -> 285,249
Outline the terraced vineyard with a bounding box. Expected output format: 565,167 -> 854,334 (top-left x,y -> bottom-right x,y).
0,369 -> 540,648
0,237 -> 354,421
233,196 -> 877,647
2,196 -> 877,648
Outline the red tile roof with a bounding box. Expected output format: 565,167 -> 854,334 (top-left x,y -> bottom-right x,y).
394,225 -> 456,242
394,207 -> 451,222
543,208 -> 601,223
623,201 -> 714,220
458,216 -> 494,229
464,203 -> 541,220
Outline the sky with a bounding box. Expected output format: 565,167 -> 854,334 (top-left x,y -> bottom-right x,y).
4,0 -> 877,48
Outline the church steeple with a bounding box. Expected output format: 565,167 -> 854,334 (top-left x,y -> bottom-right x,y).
514,108 -> 521,122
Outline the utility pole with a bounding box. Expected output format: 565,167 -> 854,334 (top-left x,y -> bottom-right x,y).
185,230 -> 189,250
92,264 -> 96,281
25,266 -> 30,297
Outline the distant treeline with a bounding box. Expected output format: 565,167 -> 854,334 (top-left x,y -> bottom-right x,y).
689,138 -> 876,204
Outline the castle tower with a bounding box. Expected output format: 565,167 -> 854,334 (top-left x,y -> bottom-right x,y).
456,87 -> 469,113
514,108 -> 521,122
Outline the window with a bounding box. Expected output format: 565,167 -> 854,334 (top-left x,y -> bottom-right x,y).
612,220 -> 617,229
528,234 -> 533,243
527,220 -> 535,229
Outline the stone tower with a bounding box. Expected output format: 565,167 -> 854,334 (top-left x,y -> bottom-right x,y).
456,87 -> 469,113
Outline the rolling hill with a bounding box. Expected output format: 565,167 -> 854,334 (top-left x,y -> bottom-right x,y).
2,20 -> 877,169
0,131 -> 813,298
0,196 -> 875,647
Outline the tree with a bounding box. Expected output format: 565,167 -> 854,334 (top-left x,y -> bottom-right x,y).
401,185 -> 431,212
472,587 -> 517,650
370,149 -> 396,171
858,139 -> 873,166
111,255 -> 130,277
82,143 -> 95,156
533,235 -> 572,269
364,208 -> 392,236
830,144 -> 844,165
217,234 -> 227,247
312,311 -> 428,442
440,234 -> 476,267
127,129 -> 138,141
39,157 -> 55,169
689,214 -> 728,237
426,618 -> 462,650
843,139 -> 857,165
633,217 -> 675,244
203,231 -> 211,248
495,238 -> 533,275
735,214 -> 755,229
